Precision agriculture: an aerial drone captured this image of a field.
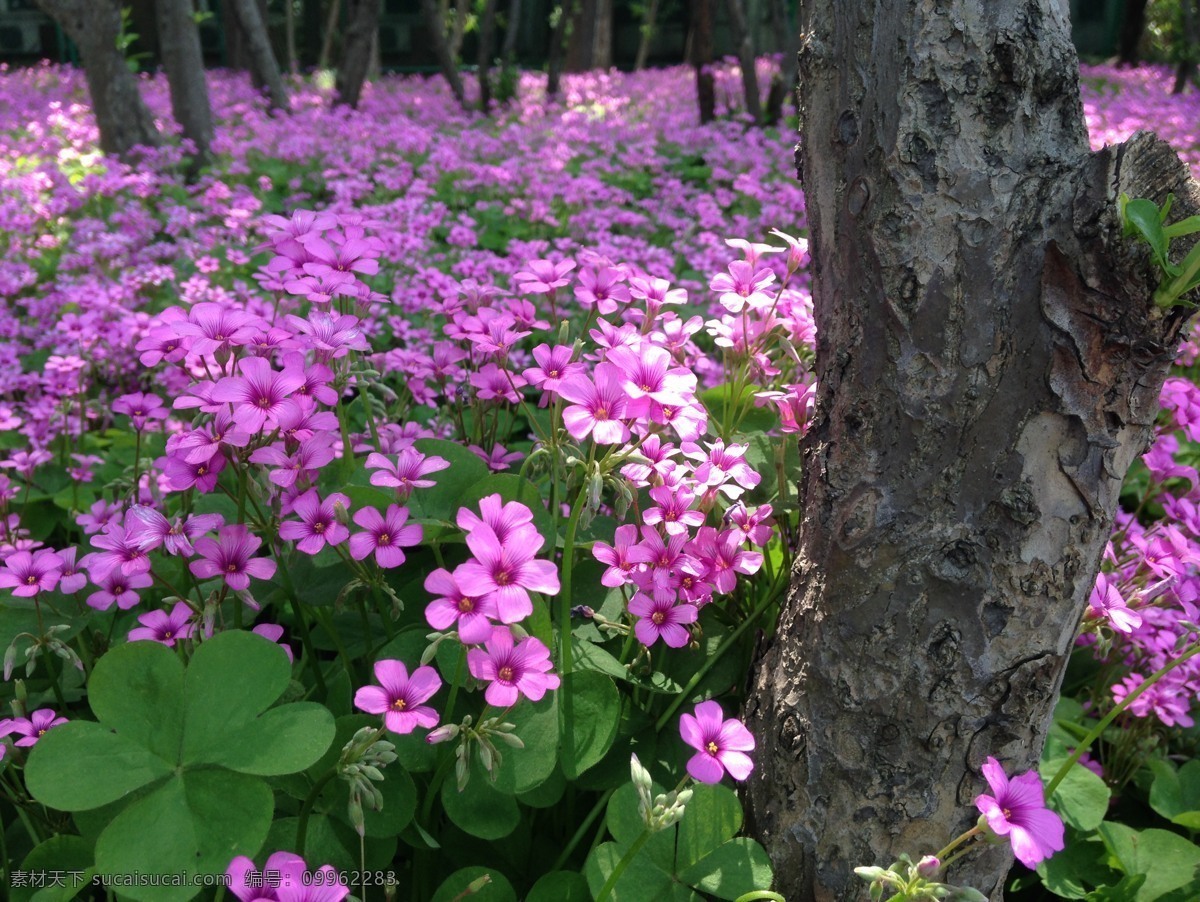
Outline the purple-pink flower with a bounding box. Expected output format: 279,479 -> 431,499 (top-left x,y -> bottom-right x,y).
190,525 -> 277,591
349,505 -> 422,568
0,709 -> 67,747
129,602 -> 196,647
354,659 -> 441,735
279,490 -> 350,554
974,756 -> 1065,869
0,549 -> 63,597
467,627 -> 560,707
679,700 -> 755,783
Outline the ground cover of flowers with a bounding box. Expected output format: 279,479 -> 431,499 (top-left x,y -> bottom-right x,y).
0,59 -> 1198,901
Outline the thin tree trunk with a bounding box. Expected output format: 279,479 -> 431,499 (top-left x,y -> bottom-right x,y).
501,0 -> 521,65
565,0 -> 595,71
592,0 -> 612,69
284,0 -> 298,73
335,0 -> 381,108
745,1 -> 1200,899
687,0 -> 715,124
420,0 -> 467,107
1173,0 -> 1200,94
228,0 -> 288,110
723,0 -> 761,123
633,0 -> 659,71
449,0 -> 469,60
1118,0 -> 1150,66
546,0 -> 573,99
156,0 -> 213,172
34,0 -> 160,157
477,0 -> 500,113
318,0 -> 341,69
763,0 -> 798,124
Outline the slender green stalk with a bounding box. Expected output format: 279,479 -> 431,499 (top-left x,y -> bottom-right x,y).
558,487 -> 590,678
1044,639 -> 1200,798
550,787 -> 615,872
595,829 -> 652,902
733,893 -> 786,902
296,770 -> 338,851
654,586 -> 780,731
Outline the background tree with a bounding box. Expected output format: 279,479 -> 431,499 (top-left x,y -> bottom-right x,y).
335,0 -> 382,108
156,0 -> 214,172
1119,0 -> 1151,65
1174,0 -> 1200,93
744,2 -> 1200,899
420,0 -> 467,107
227,0 -> 288,110
33,0 -> 160,157
723,0 -> 760,123
764,0 -> 799,125
686,0 -> 715,123
477,0 -> 501,113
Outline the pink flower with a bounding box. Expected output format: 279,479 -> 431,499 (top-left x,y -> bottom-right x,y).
455,523 -> 560,623
557,362 -> 630,445
354,660 -> 441,735
423,567 -> 499,644
974,756 -> 1065,869
87,570 -> 153,611
0,709 -> 67,747
227,851 -> 348,902
366,449 -> 450,501
592,524 -> 640,588
279,490 -> 350,554
467,627 -> 560,707
628,592 -> 697,647
0,549 -> 63,597
709,259 -> 776,314
1088,572 -> 1142,634
190,525 -> 277,591
349,505 -> 422,568
129,602 -> 196,647
211,356 -> 307,433
112,392 -> 170,431
679,700 -> 755,783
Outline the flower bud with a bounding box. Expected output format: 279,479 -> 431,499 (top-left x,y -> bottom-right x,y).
917,855 -> 940,878
427,723 -> 460,745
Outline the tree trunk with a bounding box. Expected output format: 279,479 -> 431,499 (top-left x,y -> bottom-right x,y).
335,0 -> 381,108
592,0 -> 612,69
156,0 -> 213,172
763,0 -> 798,124
687,0 -> 715,124
1118,0 -> 1150,66
34,0 -> 160,157
723,0 -> 761,123
565,0 -> 596,71
477,0 -> 500,113
634,0 -> 659,70
227,0 -> 287,110
546,0 -> 573,99
284,0 -> 298,73
420,0 -> 467,107
744,2 -> 1200,900
1173,0 -> 1200,94
318,0 -> 340,69
501,0 -> 521,65
449,0 -> 470,60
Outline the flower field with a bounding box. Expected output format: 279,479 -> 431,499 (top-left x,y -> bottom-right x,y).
0,59 -> 1198,900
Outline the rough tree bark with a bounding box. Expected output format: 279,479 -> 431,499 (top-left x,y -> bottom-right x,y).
335,0 -> 382,108
156,0 -> 213,172
688,0 -> 715,124
34,0 -> 160,158
420,0 -> 467,108
228,0 -> 288,111
723,0 -> 761,123
744,2 -> 1200,900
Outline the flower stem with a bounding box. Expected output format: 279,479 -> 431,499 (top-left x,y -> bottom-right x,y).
594,828 -> 652,902
1044,638 -> 1200,799
550,787 -> 615,872
296,770 -> 338,852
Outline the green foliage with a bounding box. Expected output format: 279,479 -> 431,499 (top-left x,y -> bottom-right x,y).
25,633 -> 335,900
1119,193 -> 1200,307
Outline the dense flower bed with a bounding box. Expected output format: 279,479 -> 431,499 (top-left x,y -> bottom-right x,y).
0,59 -> 1197,901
